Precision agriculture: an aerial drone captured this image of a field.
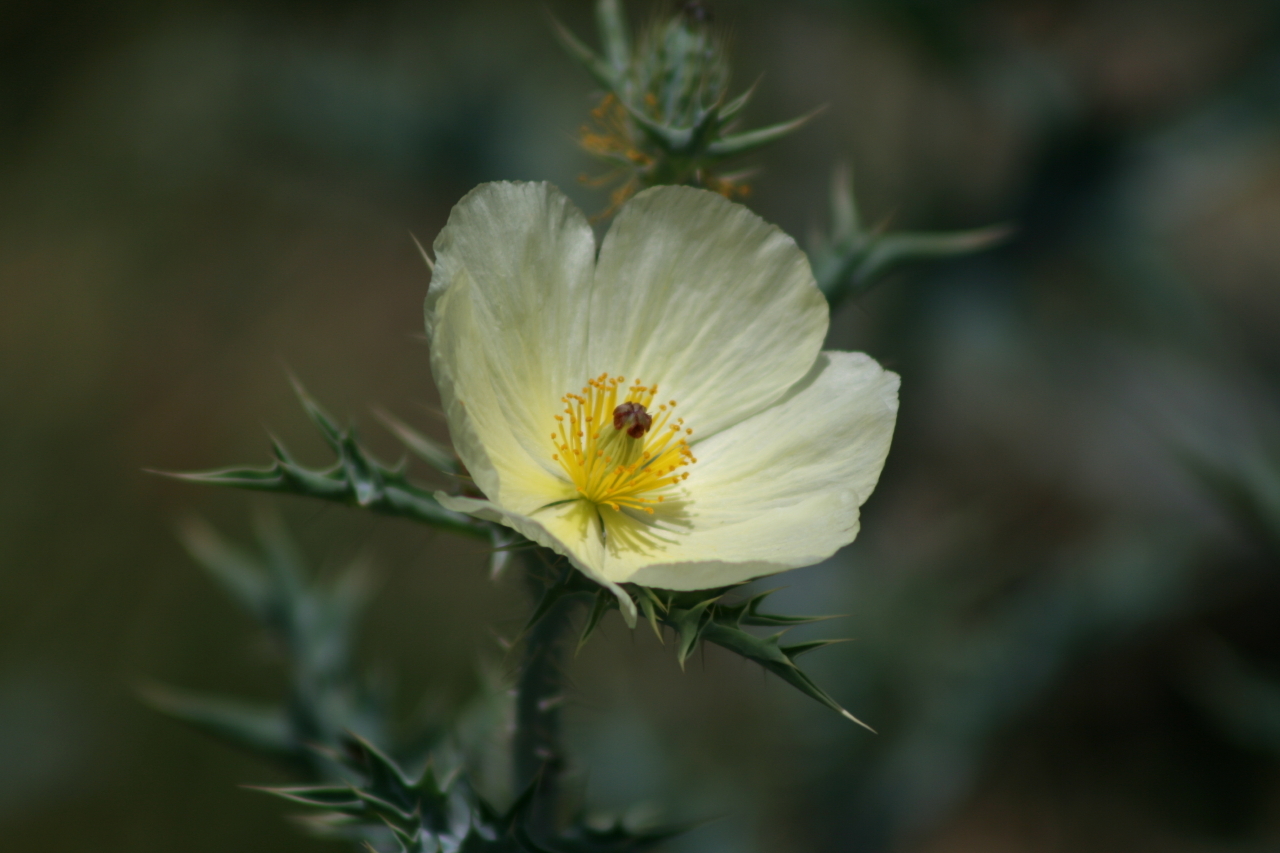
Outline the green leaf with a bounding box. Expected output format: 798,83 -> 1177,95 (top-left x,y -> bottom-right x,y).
253,784 -> 362,809
670,596 -> 716,670
636,588 -> 665,643
577,587 -> 617,654
781,638 -> 853,658
139,684 -> 298,759
699,622 -> 874,732
251,509 -> 306,603
717,78 -> 759,123
376,408 -> 460,476
595,0 -> 631,76
177,517 -> 273,621
612,585 -> 872,727
734,589 -> 841,627
549,14 -> 617,90
291,375 -> 346,454
618,100 -> 695,152
522,567 -> 589,639
828,161 -> 860,239
853,225 -> 1012,288
158,381 -> 489,540
811,163 -> 1011,306
704,106 -> 822,157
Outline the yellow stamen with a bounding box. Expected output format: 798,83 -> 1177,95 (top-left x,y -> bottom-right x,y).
549,374 -> 695,514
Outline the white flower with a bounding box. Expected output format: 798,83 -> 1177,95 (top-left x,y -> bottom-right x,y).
427,182 -> 898,624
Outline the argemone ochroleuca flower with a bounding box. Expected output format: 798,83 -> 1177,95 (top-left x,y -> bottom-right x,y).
427,182 -> 898,624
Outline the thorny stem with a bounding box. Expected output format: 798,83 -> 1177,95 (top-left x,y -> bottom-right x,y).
514,548 -> 581,837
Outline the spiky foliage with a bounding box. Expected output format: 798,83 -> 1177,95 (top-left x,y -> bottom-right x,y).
261,735 -> 523,853
554,0 -> 815,212
141,512 -> 407,778
810,164 -> 1012,309
143,504 -> 687,850
162,379 -> 489,542
259,734 -> 683,853
525,564 -> 871,730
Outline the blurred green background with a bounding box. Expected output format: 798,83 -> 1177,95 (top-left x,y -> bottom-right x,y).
4,0 -> 1280,850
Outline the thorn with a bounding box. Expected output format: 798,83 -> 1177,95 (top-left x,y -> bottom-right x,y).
410,231 -> 435,271
537,695 -> 565,713
841,708 -> 877,734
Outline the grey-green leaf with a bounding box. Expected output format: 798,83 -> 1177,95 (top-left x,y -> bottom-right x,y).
550,14 -> 617,90
595,0 -> 631,76
704,107 -> 822,157
854,226 -> 1013,288
699,622 -> 874,732
376,408 -> 460,475
139,684 -> 297,758
158,383 -> 488,539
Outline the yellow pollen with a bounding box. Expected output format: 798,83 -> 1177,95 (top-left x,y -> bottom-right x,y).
549,373 -> 695,514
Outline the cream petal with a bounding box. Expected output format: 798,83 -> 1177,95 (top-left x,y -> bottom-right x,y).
588,186 -> 829,440
598,351 -> 900,589
431,270 -> 577,512
427,182 -> 596,512
436,493 -> 637,626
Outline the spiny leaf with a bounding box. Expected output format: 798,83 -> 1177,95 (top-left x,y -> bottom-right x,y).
853,225 -> 1012,287
489,527 -> 527,580
376,408 -> 460,476
828,162 -> 859,237
620,99 -> 696,152
717,77 -> 759,123
811,163 -> 1011,307
521,567 -> 589,639
355,788 -> 417,824
159,381 -> 488,540
637,591 -> 664,643
291,375 -> 345,453
670,596 -> 716,669
139,684 -> 298,759
254,784 -> 362,809
735,589 -> 841,627
252,509 -> 306,602
610,585 -> 872,727
781,638 -> 854,658
595,0 -> 631,76
699,622 -> 874,732
549,14 -> 617,90
177,517 -> 272,621
348,733 -> 419,805
577,587 -> 617,654
704,106 -> 822,157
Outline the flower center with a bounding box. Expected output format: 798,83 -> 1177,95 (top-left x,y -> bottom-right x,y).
550,373 -> 696,513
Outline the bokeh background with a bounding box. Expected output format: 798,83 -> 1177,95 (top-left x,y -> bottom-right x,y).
4,0 -> 1280,850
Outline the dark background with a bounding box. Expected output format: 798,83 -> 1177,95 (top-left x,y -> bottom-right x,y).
4,0 -> 1280,850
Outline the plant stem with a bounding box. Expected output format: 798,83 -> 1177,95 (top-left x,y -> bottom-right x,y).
514,549 -> 580,836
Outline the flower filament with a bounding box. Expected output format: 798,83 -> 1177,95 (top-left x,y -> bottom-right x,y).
551,374 -> 695,513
